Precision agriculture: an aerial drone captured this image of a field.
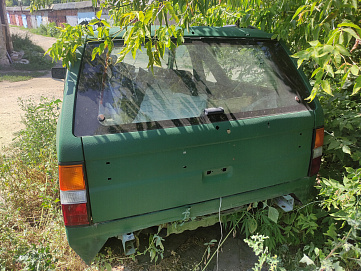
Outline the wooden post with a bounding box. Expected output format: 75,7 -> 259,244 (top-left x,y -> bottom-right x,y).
0,0 -> 13,53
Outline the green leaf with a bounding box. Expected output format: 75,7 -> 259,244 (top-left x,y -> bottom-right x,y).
101,20 -> 111,28
292,5 -> 307,20
306,84 -> 318,101
300,254 -> 315,266
325,65 -> 334,77
327,30 -> 340,44
351,0 -> 358,9
335,44 -> 351,56
328,139 -> 340,150
342,28 -> 360,41
350,65 -> 359,76
323,44 -> 334,53
297,58 -> 304,67
337,22 -> 361,30
352,76 -> 361,95
87,26 -> 95,37
91,47 -> 99,60
105,263 -> 112,271
342,145 -> 351,154
268,207 -> 279,224
248,218 -> 258,234
309,40 -> 320,47
96,10 -> 102,19
164,1 -> 179,23
144,8 -> 153,25
333,262 -> 345,271
98,43 -> 105,55
311,67 -> 323,78
321,80 -> 332,95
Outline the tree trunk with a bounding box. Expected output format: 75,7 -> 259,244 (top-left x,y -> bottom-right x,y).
0,0 -> 12,66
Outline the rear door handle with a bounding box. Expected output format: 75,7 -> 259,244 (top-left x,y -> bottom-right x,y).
204,107 -> 224,115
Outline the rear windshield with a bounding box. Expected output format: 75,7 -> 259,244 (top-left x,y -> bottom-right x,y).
74,38 -> 310,136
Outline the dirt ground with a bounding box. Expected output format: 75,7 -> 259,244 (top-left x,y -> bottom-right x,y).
0,27 -> 63,150
0,28 -> 260,270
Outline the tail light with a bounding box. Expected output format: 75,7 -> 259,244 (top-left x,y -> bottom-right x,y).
308,127 -> 324,176
59,164 -> 90,226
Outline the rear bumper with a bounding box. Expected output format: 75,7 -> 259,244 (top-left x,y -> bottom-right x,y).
66,176 -> 316,264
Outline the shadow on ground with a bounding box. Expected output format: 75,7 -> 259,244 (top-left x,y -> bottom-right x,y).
99,224 -> 258,271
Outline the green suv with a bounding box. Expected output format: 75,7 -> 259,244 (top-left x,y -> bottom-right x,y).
56,26 -> 324,264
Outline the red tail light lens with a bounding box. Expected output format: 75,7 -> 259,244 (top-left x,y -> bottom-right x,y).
308,127 -> 324,176
309,156 -> 322,177
62,203 -> 89,226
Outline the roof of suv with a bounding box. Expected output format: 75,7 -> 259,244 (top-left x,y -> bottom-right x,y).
90,26 -> 274,41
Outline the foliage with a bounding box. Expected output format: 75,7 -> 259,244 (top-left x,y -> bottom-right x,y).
244,235 -> 285,271
318,167 -> 361,269
29,22 -> 61,38
15,98 -> 60,164
33,0 -> 360,100
17,244 -> 57,270
0,98 -> 88,270
11,33 -> 54,71
147,233 -> 165,263
320,90 -> 361,178
11,33 -> 43,54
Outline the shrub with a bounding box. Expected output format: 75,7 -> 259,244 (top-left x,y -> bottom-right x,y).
10,34 -> 54,71
0,98 -> 87,270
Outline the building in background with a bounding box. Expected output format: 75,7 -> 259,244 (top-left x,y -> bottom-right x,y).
6,1 -> 110,29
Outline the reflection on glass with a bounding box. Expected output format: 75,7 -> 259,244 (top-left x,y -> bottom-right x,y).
75,39 -> 308,136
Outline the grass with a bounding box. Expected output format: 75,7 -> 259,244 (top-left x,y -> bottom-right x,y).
0,98 -> 88,270
0,33 -> 55,82
12,33 -> 54,71
0,72 -> 47,82
0,98 -> 136,270
13,23 -> 60,38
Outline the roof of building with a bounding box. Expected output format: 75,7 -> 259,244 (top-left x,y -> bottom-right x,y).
6,1 -> 94,12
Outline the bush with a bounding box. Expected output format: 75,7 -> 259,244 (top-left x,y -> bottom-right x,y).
32,23 -> 61,38
10,34 -> 54,71
0,98 -> 87,270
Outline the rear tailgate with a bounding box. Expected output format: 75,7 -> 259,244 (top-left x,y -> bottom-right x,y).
83,110 -> 313,223
75,36 -> 316,223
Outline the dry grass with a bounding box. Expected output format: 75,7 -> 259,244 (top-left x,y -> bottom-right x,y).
0,98 -> 89,270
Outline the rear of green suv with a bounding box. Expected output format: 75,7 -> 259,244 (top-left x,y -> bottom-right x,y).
56,26 -> 323,264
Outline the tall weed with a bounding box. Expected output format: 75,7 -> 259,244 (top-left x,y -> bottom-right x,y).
10,34 -> 54,71
0,98 -> 87,270
33,23 -> 61,38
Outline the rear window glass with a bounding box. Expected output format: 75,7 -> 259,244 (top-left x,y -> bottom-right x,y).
74,38 -> 310,136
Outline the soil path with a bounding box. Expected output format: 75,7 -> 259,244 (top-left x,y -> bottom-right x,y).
0,28 -> 63,150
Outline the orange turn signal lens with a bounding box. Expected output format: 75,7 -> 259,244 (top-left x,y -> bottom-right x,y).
59,164 -> 85,191
314,127 -> 324,149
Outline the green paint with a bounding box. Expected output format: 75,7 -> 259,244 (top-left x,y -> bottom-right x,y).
66,176 -> 316,264
57,26 -> 323,264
